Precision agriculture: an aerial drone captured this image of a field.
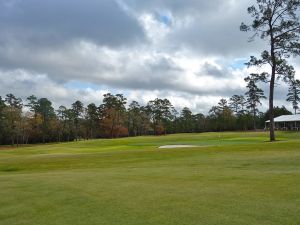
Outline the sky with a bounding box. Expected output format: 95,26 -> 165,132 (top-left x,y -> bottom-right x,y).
0,0 -> 299,113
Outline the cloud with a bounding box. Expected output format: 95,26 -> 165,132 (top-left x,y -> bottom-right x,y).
0,0 -> 144,48
0,39 -> 248,96
121,0 -> 228,15
0,69 -> 109,108
0,0 -> 297,114
120,0 -> 264,57
0,68 -> 232,114
200,62 -> 226,77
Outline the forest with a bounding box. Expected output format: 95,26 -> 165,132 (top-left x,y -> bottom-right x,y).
0,90 -> 293,146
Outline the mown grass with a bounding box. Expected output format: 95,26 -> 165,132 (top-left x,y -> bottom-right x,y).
0,131 -> 299,225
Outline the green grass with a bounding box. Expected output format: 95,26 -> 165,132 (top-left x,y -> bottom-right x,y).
0,131 -> 300,225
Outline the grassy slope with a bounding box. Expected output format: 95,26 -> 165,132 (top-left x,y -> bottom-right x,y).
0,132 -> 299,225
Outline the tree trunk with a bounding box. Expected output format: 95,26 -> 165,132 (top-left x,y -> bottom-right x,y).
253,107 -> 256,131
269,24 -> 276,142
269,70 -> 276,141
16,135 -> 19,148
11,134 -> 14,146
75,121 -> 78,141
110,115 -> 116,139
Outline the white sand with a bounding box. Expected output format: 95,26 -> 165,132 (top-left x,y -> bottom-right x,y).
158,145 -> 199,149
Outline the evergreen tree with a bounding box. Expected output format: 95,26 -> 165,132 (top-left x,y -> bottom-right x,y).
264,106 -> 292,121
4,94 -> 23,145
26,95 -> 39,114
180,107 -> 194,133
245,74 -> 266,130
100,93 -> 127,138
36,98 -> 56,143
241,0 -> 300,141
286,79 -> 300,114
128,101 -> 142,136
72,100 -> 84,140
147,98 -> 174,135
85,103 -> 100,139
229,95 -> 246,115
0,97 -> 7,144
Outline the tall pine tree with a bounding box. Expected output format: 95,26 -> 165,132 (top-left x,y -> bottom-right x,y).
241,0 -> 300,141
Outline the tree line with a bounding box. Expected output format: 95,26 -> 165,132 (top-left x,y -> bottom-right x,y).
1,0 -> 299,144
0,82 -> 296,146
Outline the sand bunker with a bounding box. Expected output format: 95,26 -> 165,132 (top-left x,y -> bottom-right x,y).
158,145 -> 199,149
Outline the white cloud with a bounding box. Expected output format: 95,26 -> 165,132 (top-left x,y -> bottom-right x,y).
0,69 -> 109,108
0,0 -> 298,114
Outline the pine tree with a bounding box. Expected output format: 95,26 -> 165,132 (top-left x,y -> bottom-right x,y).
245,74 -> 266,130
287,79 -> 300,114
241,0 -> 300,141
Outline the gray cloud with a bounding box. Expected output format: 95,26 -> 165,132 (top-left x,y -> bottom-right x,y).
0,0 -> 144,48
168,1 -> 266,57
0,0 -> 297,113
0,43 -> 245,95
200,62 -> 225,77
121,0 -> 227,15
121,0 -> 264,57
0,69 -> 108,108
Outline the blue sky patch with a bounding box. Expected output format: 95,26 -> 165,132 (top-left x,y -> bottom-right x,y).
230,58 -> 248,69
154,11 -> 172,26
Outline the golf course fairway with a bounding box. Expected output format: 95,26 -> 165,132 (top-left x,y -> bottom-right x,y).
0,132 -> 299,225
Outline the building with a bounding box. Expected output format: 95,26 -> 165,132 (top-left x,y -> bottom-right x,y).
265,115 -> 300,130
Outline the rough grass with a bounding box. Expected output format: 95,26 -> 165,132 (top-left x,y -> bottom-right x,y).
0,132 -> 300,225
